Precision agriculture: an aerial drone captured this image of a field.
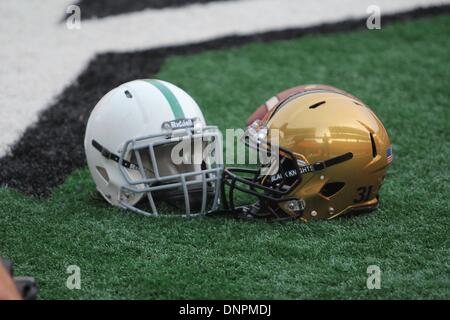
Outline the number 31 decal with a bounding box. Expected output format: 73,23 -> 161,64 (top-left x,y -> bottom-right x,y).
353,186 -> 373,203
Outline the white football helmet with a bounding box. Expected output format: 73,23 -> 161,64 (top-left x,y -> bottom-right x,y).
84,79 -> 223,216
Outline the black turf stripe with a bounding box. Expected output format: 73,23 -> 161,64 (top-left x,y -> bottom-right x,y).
65,0 -> 236,20
1,5 -> 449,197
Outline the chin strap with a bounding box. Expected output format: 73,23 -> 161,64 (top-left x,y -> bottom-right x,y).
268,152 -> 354,186
92,140 -> 156,175
299,152 -> 353,174
91,139 -> 144,172
235,152 -> 354,220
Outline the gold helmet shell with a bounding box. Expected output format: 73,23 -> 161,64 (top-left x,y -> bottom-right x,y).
224,84 -> 393,220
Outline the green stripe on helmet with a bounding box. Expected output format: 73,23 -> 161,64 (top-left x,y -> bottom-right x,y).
144,79 -> 185,119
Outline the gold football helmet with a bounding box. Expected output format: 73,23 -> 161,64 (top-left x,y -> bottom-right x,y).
223,84 -> 393,220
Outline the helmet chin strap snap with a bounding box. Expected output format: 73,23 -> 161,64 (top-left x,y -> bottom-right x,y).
237,200 -> 304,222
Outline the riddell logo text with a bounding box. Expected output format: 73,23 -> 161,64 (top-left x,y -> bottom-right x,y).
167,118 -> 194,129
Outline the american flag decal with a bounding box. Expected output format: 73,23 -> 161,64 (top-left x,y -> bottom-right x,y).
387,146 -> 393,163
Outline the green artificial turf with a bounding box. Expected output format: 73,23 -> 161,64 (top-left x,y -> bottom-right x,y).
1,15 -> 449,299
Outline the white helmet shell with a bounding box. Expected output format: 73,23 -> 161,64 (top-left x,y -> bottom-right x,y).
84,79 -> 223,216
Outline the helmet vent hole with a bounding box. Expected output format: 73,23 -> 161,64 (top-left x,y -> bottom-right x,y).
369,133 -> 377,158
124,90 -> 132,98
320,182 -> 345,197
353,101 -> 363,106
309,101 -> 326,109
96,166 -> 110,183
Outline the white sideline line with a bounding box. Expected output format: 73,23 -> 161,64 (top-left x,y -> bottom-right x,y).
0,0 -> 448,157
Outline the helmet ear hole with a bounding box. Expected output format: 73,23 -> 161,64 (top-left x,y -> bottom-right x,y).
320,182 -> 345,198
96,166 -> 110,183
